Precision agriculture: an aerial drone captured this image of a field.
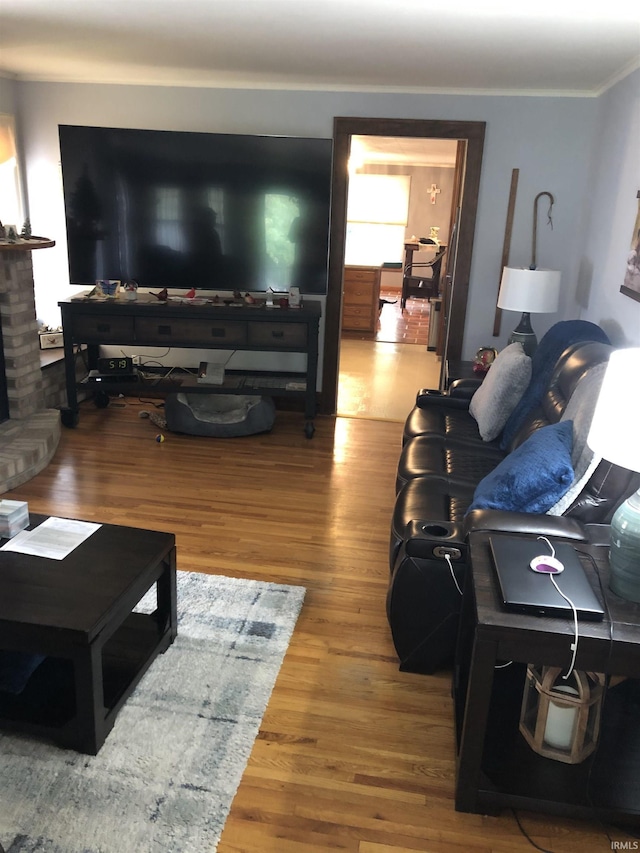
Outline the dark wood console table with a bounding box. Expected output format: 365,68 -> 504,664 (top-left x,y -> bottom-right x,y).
59,296 -> 321,436
454,531 -> 640,824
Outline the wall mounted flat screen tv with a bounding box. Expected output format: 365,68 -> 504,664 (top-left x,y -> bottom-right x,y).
58,125 -> 333,294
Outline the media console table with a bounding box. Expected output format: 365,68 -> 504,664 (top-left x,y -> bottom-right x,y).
59,296 -> 321,436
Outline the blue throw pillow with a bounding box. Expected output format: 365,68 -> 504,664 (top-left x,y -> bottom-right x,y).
466,421 -> 574,514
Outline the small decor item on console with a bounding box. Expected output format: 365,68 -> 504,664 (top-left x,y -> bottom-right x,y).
473,346 -> 498,375
265,288 -> 289,308
150,288 -> 169,301
89,280 -> 120,299
289,286 -> 301,308
97,279 -> 120,297
124,280 -> 139,301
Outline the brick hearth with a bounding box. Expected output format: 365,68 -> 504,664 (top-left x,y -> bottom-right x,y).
0,248 -> 60,494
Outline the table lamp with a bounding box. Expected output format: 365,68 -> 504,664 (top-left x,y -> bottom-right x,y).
498,191 -> 561,356
498,267 -> 561,356
587,347 -> 640,602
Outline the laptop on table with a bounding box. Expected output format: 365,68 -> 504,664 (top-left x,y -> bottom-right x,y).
489,536 -> 605,621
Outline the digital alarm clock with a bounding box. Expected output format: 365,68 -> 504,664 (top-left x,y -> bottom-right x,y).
96,357 -> 134,374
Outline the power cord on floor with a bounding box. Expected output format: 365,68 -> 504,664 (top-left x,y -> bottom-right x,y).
137,398 -> 165,408
513,808 -> 640,852
512,810 -> 557,853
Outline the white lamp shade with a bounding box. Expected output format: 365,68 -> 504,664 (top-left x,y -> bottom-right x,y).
587,348 -> 640,473
498,267 -> 561,314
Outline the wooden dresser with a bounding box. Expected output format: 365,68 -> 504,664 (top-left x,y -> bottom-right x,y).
342,265 -> 381,333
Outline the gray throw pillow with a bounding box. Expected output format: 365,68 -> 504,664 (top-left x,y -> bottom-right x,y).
469,342 -> 532,441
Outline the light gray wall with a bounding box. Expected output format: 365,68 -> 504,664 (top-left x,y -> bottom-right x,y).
406,166 -> 454,246
576,68 -> 640,347
0,75 -> 17,113
11,77 -> 637,359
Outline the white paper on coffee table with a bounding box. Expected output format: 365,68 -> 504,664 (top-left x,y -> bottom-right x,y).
0,516 -> 101,560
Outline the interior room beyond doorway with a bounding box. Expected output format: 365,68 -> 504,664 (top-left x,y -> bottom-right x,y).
338,135 -> 457,421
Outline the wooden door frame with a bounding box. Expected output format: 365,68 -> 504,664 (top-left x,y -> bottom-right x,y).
319,116 -> 485,415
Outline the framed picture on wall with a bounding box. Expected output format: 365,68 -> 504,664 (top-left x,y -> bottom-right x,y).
620,191 -> 640,303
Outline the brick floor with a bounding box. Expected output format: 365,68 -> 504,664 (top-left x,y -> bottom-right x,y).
376,287 -> 431,346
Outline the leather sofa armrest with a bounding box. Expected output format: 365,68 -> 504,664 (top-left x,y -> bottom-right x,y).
448,378 -> 482,399
415,389 -> 471,410
583,523 -> 612,547
462,508 -> 588,541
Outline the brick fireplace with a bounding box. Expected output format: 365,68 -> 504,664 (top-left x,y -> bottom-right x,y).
0,245 -> 61,494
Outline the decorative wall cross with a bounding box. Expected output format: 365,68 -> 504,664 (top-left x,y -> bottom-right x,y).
429,183 -> 441,204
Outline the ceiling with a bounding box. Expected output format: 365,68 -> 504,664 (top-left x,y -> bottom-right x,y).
352,136 -> 458,168
1,1 -> 639,97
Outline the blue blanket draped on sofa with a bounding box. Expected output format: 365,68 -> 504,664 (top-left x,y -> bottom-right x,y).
499,320 -> 610,450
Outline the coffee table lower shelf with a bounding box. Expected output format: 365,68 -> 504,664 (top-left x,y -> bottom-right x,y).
0,610 -> 174,753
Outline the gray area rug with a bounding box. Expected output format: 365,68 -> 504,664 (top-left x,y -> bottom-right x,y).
0,572 -> 305,853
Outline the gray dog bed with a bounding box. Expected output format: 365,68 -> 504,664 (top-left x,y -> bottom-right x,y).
164,393 -> 276,437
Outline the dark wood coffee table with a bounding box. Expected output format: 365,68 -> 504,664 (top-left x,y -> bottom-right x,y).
0,514 -> 177,754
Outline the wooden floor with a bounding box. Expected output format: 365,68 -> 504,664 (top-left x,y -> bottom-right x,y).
338,339 -> 440,422
6,400 -> 621,852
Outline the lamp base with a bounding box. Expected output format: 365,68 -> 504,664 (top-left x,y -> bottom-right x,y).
609,489 -> 640,603
508,312 -> 538,357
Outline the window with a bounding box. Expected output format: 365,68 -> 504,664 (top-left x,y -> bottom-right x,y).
0,115 -> 23,229
345,174 -> 410,266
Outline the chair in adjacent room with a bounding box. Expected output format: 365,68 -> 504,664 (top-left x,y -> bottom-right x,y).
401,247 -> 447,312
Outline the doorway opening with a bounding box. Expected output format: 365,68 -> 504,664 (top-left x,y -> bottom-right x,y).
338,135 -> 459,420
320,117 -> 486,418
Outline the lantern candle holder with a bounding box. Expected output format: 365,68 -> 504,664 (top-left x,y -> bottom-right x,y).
519,665 -> 605,764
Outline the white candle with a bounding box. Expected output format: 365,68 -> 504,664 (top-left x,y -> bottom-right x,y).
543,685 -> 579,750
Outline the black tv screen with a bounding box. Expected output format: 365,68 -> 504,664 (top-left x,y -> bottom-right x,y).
58,125 -> 333,294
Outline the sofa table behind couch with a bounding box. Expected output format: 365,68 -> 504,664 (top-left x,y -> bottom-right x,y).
454,530 -> 640,825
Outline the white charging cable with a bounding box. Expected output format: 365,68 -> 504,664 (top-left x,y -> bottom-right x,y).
445,552 -> 463,596
535,536 -> 579,679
